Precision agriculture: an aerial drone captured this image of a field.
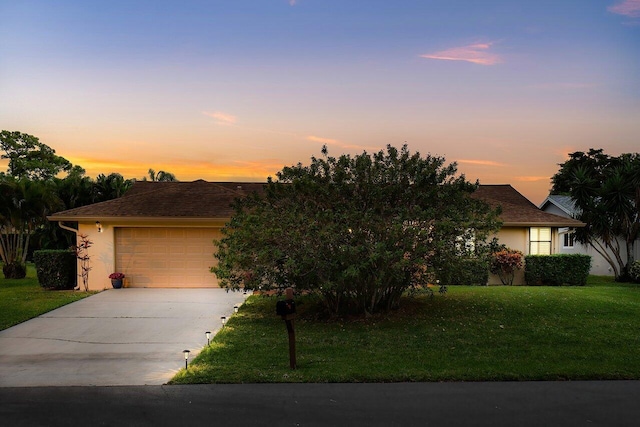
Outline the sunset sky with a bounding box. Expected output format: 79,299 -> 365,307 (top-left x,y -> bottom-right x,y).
1,0 -> 639,204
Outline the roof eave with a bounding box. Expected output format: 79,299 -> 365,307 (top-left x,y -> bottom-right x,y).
501,221 -> 585,227
47,215 -> 231,224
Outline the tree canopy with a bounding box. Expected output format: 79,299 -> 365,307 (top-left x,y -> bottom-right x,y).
212,145 -> 501,315
0,176 -> 62,278
0,131 -> 72,180
0,131 -> 139,276
144,168 -> 178,182
552,148 -> 640,280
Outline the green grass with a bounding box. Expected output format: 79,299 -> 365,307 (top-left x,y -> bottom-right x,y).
0,264 -> 95,331
171,282 -> 640,384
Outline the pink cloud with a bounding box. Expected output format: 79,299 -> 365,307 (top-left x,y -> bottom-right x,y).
420,42 -> 501,66
608,0 -> 640,17
203,111 -> 237,125
289,0 -> 297,5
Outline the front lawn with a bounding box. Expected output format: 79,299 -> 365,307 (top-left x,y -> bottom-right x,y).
171,282 -> 640,383
0,264 -> 95,331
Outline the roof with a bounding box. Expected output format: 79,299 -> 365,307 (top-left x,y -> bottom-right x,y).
48,180 -> 266,222
48,181 -> 584,228
472,185 -> 584,227
538,194 -> 578,216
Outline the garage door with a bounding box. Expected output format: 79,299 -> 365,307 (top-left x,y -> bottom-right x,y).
115,228 -> 221,288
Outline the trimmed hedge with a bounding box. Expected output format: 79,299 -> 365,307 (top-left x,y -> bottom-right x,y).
438,258 -> 489,286
524,254 -> 591,286
33,250 -> 77,290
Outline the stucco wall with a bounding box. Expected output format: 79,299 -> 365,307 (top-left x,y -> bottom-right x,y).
77,222 -> 114,290
74,219 -> 227,291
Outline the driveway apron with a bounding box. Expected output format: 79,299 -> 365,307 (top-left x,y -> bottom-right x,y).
0,289 -> 247,387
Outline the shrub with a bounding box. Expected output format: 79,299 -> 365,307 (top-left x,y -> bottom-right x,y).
33,250 -> 76,290
438,258 -> 489,286
629,260 -> 640,283
2,262 -> 26,279
490,249 -> 524,286
524,254 -> 591,286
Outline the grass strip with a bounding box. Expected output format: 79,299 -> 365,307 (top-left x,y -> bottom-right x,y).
171,281 -> 640,383
0,264 -> 95,331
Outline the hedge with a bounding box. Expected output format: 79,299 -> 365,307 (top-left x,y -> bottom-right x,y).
438,258 -> 489,286
33,250 -> 77,290
524,254 -> 591,286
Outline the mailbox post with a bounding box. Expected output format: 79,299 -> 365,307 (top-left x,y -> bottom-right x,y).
276,287 -> 297,369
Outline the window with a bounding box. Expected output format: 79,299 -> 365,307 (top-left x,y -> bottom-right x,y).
563,232 -> 575,249
530,227 -> 551,255
455,229 -> 476,255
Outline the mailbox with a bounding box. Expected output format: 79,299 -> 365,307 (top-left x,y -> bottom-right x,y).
276,299 -> 296,317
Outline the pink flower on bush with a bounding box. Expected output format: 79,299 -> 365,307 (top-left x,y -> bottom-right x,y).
490,249 -> 524,286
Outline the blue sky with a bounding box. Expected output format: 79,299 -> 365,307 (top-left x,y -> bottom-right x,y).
1,0 -> 639,203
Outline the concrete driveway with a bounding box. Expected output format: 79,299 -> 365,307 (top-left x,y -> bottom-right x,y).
0,289 -> 248,387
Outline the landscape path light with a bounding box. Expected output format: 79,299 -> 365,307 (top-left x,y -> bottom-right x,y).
205,331 -> 211,346
221,316 -> 227,327
183,349 -> 190,370
234,305 -> 239,313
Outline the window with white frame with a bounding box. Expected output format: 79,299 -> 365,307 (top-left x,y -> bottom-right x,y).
530,227 -> 551,255
563,232 -> 575,248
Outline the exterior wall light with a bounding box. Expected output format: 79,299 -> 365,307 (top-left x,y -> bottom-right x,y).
183,349 -> 190,370
95,221 -> 103,233
205,331 -> 211,346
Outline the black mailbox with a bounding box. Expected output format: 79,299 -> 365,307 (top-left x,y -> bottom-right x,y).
276,300 -> 296,316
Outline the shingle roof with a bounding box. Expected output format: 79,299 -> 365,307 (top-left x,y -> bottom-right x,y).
472,185 -> 584,227
539,194 -> 578,216
48,181 -> 584,228
48,180 -> 265,221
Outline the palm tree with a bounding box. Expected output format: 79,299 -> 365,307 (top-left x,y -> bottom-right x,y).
94,173 -> 133,202
144,168 -> 177,182
0,177 -> 61,278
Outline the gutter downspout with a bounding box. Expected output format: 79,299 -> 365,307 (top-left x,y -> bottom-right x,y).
57,221 -> 79,236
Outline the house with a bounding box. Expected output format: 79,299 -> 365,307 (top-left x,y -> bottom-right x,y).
473,186 -> 584,285
48,181 -> 265,290
48,181 -> 583,290
539,194 -> 640,276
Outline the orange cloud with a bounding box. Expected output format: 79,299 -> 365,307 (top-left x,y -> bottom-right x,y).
515,176 -> 549,182
457,159 -> 504,167
307,135 -> 339,145
203,111 -> 238,125
420,42 -> 501,65
608,0 -> 640,17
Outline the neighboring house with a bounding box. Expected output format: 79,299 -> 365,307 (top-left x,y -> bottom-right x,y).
539,194 -> 640,276
473,186 -> 584,285
48,181 -> 583,290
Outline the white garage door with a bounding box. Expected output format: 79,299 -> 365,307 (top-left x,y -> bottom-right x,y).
115,228 -> 221,288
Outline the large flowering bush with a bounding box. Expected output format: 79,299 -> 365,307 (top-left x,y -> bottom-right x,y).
490,249 -> 524,286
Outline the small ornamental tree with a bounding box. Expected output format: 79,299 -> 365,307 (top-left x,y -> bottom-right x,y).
490,249 -> 524,286
74,234 -> 92,291
212,145 -> 501,315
